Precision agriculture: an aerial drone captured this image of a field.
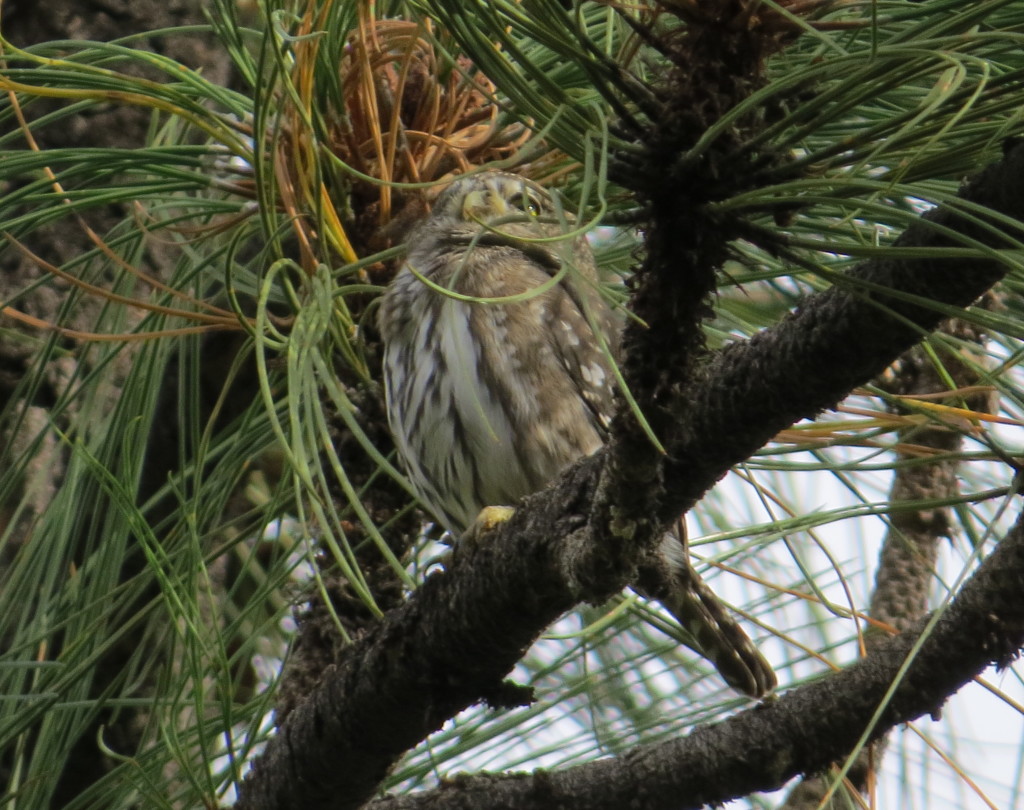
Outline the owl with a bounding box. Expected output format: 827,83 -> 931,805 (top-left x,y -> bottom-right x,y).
378,171 -> 774,697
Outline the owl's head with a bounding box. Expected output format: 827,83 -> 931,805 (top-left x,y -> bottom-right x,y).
400,171 -> 595,284
429,172 -> 570,244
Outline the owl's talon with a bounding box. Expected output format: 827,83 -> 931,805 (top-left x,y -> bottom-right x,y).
461,505 -> 516,548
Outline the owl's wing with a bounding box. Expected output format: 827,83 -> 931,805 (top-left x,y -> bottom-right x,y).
542,254 -> 621,443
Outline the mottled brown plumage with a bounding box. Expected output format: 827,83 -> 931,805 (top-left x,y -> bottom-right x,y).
379,172 -> 774,697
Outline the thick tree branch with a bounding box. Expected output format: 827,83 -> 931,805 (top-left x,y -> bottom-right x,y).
235,144 -> 1024,810
657,147 -> 1024,524
588,5 -> 776,584
365,504 -> 1024,810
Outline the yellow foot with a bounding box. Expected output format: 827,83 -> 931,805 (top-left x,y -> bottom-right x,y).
461,505 -> 516,548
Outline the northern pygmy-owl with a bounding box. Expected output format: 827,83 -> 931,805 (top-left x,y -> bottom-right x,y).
378,172 -> 775,697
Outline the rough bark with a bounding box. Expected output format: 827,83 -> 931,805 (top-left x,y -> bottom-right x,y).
364,505 -> 1024,810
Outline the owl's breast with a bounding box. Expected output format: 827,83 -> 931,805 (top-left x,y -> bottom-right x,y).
380,243 -> 609,535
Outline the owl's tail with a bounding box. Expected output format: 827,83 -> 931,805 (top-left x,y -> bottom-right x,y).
636,530 -> 777,699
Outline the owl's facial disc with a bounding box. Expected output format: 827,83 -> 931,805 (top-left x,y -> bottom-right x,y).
460,183 -> 545,225
436,174 -> 565,271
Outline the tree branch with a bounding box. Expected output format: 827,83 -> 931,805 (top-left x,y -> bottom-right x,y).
235,143 -> 1024,810
365,504 -> 1024,810
657,145 -> 1024,523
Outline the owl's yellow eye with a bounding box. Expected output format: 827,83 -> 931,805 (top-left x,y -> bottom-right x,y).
509,189 -> 543,216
